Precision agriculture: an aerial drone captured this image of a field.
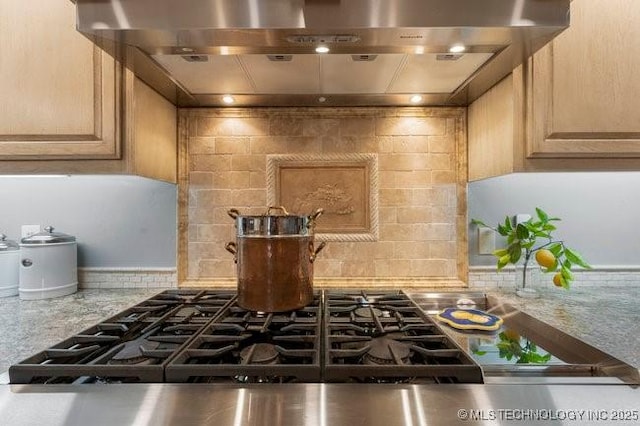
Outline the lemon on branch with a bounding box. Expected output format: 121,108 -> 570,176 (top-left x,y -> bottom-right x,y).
535,249 -> 556,269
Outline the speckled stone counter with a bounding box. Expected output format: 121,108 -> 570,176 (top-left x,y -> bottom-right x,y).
1,286 -> 639,376
491,286 -> 640,369
0,289 -> 163,373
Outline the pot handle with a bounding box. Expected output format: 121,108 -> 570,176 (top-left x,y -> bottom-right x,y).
309,241 -> 327,263
307,208 -> 324,228
266,206 -> 289,216
227,209 -> 241,220
225,242 -> 237,263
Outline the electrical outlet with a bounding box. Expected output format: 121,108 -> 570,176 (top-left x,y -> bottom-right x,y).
478,226 -> 495,255
21,225 -> 41,239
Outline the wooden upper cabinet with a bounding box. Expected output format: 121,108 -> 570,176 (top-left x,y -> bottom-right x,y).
468,0 -> 640,180
527,0 -> 640,158
467,71 -> 523,181
0,1 -> 177,182
0,0 -> 121,160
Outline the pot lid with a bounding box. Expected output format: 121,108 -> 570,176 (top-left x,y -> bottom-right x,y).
21,226 -> 76,244
229,207 -> 323,237
0,234 -> 19,251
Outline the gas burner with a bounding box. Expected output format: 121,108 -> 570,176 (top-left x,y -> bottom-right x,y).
175,306 -> 198,317
354,307 -> 384,318
240,343 -> 280,365
110,336 -> 161,365
363,337 -> 411,366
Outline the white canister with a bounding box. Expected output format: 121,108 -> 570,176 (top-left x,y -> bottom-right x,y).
19,226 -> 78,300
0,234 -> 20,297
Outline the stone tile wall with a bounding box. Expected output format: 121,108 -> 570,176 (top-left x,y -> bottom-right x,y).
180,107 -> 467,286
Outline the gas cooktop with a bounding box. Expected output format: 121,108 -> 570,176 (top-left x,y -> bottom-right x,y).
9,290 -> 481,384
9,289 -> 638,385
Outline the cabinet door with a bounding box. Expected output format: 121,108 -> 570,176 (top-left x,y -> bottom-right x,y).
527,0 -> 640,158
0,1 -> 121,160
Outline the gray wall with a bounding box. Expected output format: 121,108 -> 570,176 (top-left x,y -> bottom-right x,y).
468,172 -> 640,267
0,175 -> 177,268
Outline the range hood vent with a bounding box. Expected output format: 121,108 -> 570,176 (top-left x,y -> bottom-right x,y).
286,35 -> 361,44
352,55 -> 378,62
436,54 -> 463,62
75,0 -> 570,107
267,55 -> 294,62
182,55 -> 209,63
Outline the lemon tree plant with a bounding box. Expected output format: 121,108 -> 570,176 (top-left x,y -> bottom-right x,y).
472,208 -> 591,290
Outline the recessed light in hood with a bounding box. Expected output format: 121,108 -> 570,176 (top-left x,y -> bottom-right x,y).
75,0 -> 570,107
449,45 -> 467,54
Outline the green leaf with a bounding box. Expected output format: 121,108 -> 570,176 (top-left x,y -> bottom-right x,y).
507,234 -> 517,244
493,248 -> 509,257
522,241 -> 535,249
497,224 -> 509,236
526,221 -> 541,232
565,248 -> 591,269
543,223 -> 557,232
516,223 -> 530,240
528,352 -> 549,364
497,254 -> 511,270
508,243 -> 522,264
496,342 -> 509,351
548,243 -> 563,257
535,207 -> 549,222
534,231 -> 552,239
561,266 -> 574,282
473,350 -> 487,356
504,216 -> 513,231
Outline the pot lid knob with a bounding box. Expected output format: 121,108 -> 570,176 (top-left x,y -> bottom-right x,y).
0,233 -> 19,251
45,226 -> 54,233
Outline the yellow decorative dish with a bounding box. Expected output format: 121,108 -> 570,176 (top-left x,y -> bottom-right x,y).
436,308 -> 503,331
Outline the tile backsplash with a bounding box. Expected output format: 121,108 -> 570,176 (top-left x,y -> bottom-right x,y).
180,107 -> 467,286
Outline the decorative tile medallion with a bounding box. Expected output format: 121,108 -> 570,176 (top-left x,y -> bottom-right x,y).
267,154 -> 379,242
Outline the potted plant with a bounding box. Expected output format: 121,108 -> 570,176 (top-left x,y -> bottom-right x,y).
472,208 -> 591,297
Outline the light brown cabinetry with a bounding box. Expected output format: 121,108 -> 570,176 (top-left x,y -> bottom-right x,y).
468,0 -> 640,181
0,1 -> 121,160
0,0 -> 177,183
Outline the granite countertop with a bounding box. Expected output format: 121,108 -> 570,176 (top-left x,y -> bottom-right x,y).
1,286 -> 639,375
0,289 -> 163,374
490,286 -> 640,369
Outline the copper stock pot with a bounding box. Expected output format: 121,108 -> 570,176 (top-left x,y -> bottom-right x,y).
225,206 -> 325,312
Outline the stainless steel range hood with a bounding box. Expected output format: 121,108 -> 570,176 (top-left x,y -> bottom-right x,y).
75,0 -> 570,107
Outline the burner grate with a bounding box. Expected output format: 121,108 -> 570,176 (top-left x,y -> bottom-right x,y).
165,295 -> 323,383
9,290 -> 235,384
324,290 -> 484,384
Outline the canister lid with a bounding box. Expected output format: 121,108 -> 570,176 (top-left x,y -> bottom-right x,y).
0,234 -> 20,251
20,226 -> 76,244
